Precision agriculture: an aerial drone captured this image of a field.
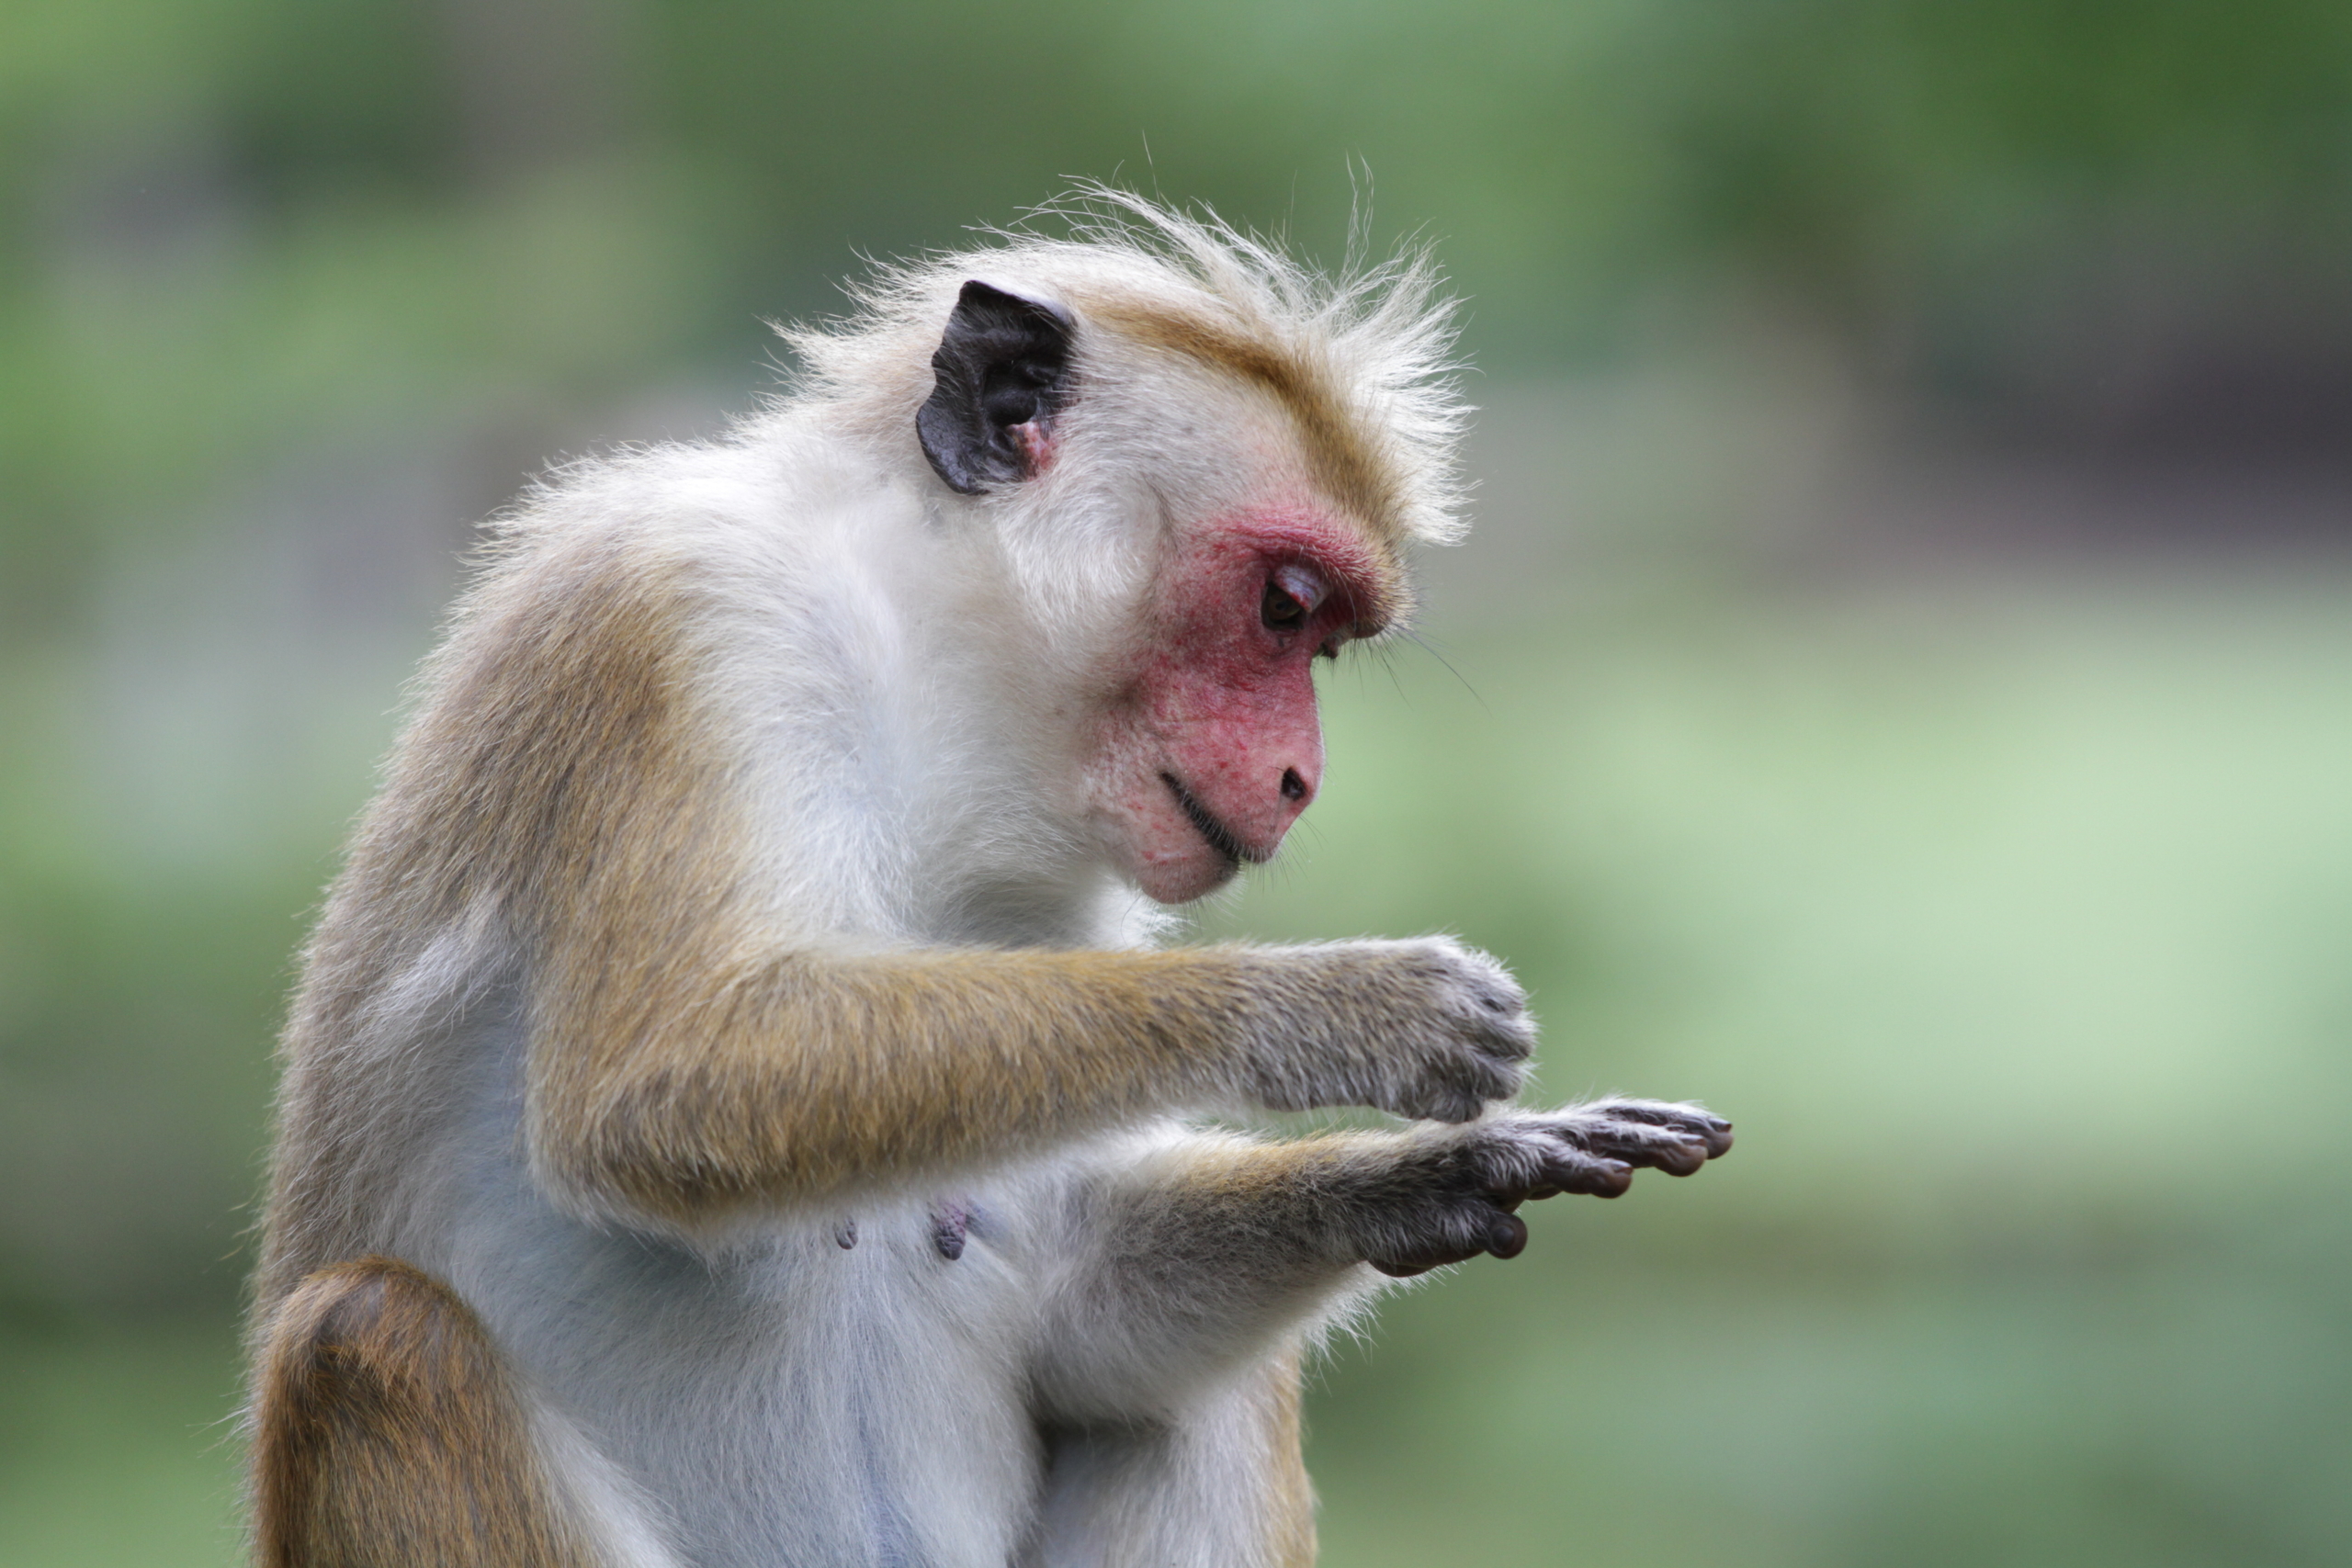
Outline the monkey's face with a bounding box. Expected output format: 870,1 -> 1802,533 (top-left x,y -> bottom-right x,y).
1088,501 -> 1391,904
910,273 -> 1413,902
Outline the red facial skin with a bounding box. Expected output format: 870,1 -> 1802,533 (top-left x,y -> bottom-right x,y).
1091,508 -> 1394,904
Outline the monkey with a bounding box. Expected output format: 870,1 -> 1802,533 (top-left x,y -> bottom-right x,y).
245,191 -> 1731,1568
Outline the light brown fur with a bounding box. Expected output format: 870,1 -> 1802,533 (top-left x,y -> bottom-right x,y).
1088,297 -> 1413,558
1261,1348 -> 1319,1568
252,1258 -> 598,1568
245,199 -> 1583,1568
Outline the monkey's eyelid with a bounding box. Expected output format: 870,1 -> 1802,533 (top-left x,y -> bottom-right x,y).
1272,564 -> 1327,613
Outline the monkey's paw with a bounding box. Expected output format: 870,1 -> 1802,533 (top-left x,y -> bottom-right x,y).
1245,937 -> 1536,1123
1352,1100 -> 1734,1278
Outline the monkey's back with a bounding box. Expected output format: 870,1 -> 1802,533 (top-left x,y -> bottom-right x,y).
247,418 -> 1145,1563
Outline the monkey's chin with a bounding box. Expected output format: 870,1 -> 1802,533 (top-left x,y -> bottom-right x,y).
1131,849 -> 1245,906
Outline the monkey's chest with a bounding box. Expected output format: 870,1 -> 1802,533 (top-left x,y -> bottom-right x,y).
513,1192 -> 1050,1566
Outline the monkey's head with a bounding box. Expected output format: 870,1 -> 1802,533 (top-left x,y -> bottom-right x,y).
804,197 -> 1467,906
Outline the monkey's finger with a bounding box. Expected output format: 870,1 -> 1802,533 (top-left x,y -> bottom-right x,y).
1363,1196 -> 1520,1275
1533,1147 -> 1634,1199
1555,1117 -> 1717,1176
1599,1130 -> 1713,1177
1469,1013 -> 1535,1061
1404,1087 -> 1495,1125
1482,1210 -> 1528,1260
1364,1237 -> 1476,1276
1586,1100 -> 1736,1158
1401,1063 -> 1521,1123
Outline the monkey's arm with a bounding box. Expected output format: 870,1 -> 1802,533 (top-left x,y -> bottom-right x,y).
526,938 -> 1532,1227
356,543 -> 1532,1229
1026,1102 -> 1732,1420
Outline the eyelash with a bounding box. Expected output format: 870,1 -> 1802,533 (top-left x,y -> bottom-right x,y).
1261,566 -> 1349,658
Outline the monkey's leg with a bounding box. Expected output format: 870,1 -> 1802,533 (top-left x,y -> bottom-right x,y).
251,1257 -> 605,1568
1025,1348 -> 1317,1568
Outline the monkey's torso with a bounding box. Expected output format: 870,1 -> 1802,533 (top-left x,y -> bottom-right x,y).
269,976 -> 1266,1568
248,412 -> 1337,1567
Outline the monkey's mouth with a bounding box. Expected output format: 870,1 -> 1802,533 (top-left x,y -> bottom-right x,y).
1160,773 -> 1270,866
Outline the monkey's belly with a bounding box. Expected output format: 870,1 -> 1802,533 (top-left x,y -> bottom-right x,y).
446,1177 -> 1052,1568
377,1026 -> 1052,1568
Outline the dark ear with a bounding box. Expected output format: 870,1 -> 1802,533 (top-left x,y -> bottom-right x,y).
916,280 -> 1076,495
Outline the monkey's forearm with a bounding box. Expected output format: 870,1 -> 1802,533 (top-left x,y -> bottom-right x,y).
529,945 -> 1249,1224
526,939 -> 1525,1225
1030,1133 -> 1408,1418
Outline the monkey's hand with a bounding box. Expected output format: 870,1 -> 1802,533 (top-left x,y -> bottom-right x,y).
1346,1100 -> 1734,1278
1238,938 -> 1536,1122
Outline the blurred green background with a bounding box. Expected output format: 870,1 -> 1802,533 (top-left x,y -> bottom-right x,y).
5,1 -> 2351,1562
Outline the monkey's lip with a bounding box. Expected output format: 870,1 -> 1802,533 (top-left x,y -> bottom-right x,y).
1160,773 -> 1272,866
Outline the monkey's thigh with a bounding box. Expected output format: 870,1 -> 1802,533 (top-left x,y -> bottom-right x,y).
251,1255 -> 604,1568
1028,1345 -> 1317,1568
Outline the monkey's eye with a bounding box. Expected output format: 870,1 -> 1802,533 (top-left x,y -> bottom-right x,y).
1261,564 -> 1328,636
1261,579 -> 1308,633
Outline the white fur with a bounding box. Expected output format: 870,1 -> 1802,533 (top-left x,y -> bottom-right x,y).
325,195 -> 1469,1565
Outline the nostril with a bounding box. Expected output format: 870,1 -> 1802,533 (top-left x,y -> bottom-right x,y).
1280,768 -> 1308,802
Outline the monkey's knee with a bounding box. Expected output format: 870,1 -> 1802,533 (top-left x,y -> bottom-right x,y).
252,1256 -> 596,1568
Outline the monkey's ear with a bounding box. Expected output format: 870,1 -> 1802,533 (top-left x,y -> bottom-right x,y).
917,280 -> 1076,495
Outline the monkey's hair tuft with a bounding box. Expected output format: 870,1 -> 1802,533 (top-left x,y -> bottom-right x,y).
778,184 -> 1474,547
